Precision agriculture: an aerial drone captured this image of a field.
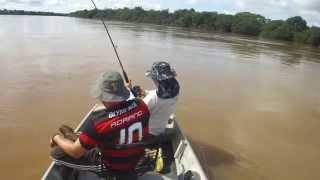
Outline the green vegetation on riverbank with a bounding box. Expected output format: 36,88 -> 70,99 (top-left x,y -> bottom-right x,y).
0,9 -> 65,16
70,8 -> 320,47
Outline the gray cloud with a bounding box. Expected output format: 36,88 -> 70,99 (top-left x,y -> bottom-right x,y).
306,2 -> 320,13
5,0 -> 43,6
213,0 -> 320,25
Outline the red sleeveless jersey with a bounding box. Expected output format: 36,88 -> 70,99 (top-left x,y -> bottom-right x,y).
79,98 -> 150,171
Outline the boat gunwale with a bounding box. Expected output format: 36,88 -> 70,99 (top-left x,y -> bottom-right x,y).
41,104 -> 99,180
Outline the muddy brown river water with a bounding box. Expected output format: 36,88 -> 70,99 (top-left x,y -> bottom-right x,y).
0,15 -> 320,180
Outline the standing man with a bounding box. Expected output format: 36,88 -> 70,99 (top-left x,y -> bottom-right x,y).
143,61 -> 180,136
50,71 -> 150,180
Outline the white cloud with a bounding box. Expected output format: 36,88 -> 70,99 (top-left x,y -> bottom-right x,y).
235,0 -> 246,9
104,0 -> 161,10
186,0 -> 198,5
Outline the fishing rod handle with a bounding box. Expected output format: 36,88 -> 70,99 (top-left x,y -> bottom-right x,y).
123,70 -> 129,83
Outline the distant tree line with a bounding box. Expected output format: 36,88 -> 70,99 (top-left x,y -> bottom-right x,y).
70,7 -> 320,47
0,9 -> 65,16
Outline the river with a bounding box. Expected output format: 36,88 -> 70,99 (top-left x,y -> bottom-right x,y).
0,15 -> 320,180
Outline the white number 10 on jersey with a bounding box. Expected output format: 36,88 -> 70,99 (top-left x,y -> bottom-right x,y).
119,122 -> 143,144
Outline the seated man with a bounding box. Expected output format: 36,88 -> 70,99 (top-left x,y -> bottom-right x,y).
50,71 -> 151,180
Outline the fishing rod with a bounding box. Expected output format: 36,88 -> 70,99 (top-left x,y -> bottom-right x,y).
89,0 -> 130,83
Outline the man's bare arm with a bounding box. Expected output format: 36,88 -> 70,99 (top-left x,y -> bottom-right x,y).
52,135 -> 87,159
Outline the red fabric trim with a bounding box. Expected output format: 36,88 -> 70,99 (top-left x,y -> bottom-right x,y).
105,161 -> 137,171
95,101 -> 150,134
79,133 -> 98,145
142,127 -> 149,137
102,147 -> 144,157
132,132 -> 139,142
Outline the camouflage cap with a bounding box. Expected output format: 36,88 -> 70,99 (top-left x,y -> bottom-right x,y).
145,61 -> 177,81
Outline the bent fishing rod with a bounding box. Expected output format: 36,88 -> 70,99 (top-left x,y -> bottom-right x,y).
89,0 -> 130,83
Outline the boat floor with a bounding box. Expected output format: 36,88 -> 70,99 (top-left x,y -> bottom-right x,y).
46,167 -> 178,180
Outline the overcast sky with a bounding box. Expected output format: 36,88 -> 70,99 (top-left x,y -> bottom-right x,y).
0,0 -> 319,26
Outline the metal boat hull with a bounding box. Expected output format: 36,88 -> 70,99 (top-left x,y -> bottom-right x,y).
42,105 -> 208,180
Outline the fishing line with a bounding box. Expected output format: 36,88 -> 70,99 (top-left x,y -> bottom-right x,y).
89,0 -> 130,83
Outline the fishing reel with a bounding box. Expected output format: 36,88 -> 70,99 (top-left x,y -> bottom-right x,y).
183,170 -> 201,180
